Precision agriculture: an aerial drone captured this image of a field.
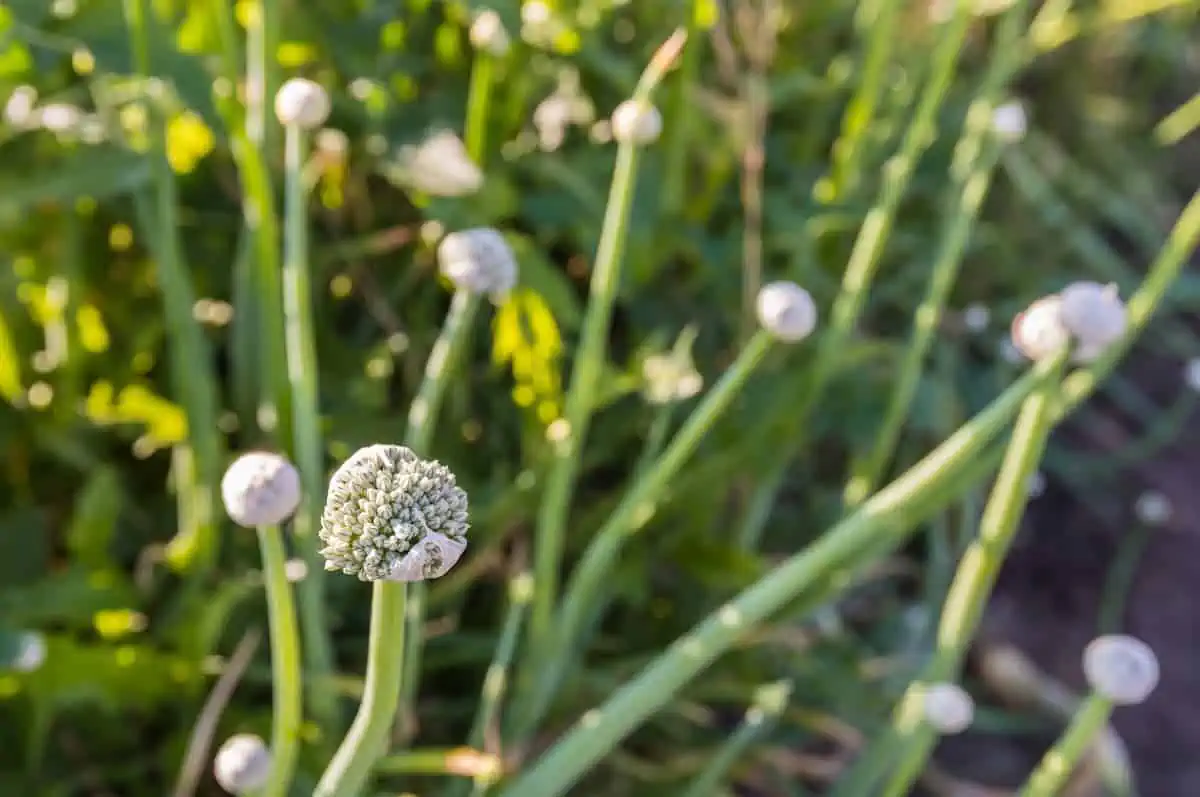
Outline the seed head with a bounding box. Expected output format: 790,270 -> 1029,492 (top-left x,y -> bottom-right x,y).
274,78 -> 331,129
756,281 -> 818,342
213,734 -> 272,795
1058,281 -> 1127,363
922,682 -> 975,734
1083,634 -> 1159,705
611,99 -> 662,145
221,452 -> 301,528
1010,295 -> 1069,361
470,9 -> 510,57
318,445 -> 470,582
438,227 -> 518,298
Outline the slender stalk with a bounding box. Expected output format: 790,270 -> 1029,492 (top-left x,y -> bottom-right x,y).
400,290 -> 483,740
1017,694 -> 1113,797
315,289 -> 482,797
878,349 -> 1069,797
313,583 -> 406,797
843,0 -> 1032,508
281,123 -> 341,736
464,52 -> 494,166
526,29 -> 686,667
679,681 -> 791,797
120,0 -> 223,573
256,524 -> 303,797
735,1 -> 976,547
661,0 -> 707,218
514,330 -> 776,739
497,361 -> 1059,797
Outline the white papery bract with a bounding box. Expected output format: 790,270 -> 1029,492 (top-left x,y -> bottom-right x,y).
437,227 -> 518,298
221,451 -> 302,528
1083,635 -> 1160,705
611,99 -> 662,145
756,281 -> 818,342
1058,281 -> 1127,363
318,445 -> 469,582
922,682 -> 975,734
214,734 -> 272,795
274,78 -> 331,129
1011,295 -> 1069,361
470,9 -> 510,57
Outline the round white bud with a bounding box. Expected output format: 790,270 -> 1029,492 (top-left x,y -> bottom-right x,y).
274,78 -> 331,129
470,9 -> 510,57
221,451 -> 302,528
991,100 -> 1027,142
756,281 -> 818,342
611,99 -> 662,145
1011,295 -> 1069,361
1058,281 -> 1127,363
12,632 -> 46,672
1185,359 -> 1200,393
963,303 -> 990,332
1083,635 -> 1159,705
437,227 -> 518,298
922,682 -> 975,734
1134,491 -> 1171,526
213,733 -> 272,795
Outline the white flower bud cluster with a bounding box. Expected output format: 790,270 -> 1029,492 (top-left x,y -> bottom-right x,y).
319,445 -> 470,582
922,682 -> 975,734
221,452 -> 302,528
470,9 -> 511,57
394,130 -> 484,197
756,281 -> 818,342
437,227 -> 519,298
1083,634 -> 1159,705
991,100 -> 1027,142
274,78 -> 331,129
1010,281 -> 1127,363
611,99 -> 662,145
213,733 -> 272,795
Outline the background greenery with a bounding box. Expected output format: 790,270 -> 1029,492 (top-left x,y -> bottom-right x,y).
0,0 -> 1197,794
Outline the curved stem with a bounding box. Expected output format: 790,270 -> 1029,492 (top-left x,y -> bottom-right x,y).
256,525 -> 303,797
1017,694 -> 1113,797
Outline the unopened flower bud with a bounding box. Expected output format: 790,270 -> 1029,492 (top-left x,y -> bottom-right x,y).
1134,491 -> 1171,526
10,632 -> 46,673
1058,281 -> 1127,363
1011,295 -> 1068,361
470,9 -> 510,57
437,227 -> 518,298
611,99 -> 662,145
1083,634 -> 1159,705
756,281 -> 818,342
922,682 -> 975,734
221,452 -> 301,528
319,445 -> 470,582
991,100 -> 1027,142
214,733 -> 272,795
274,78 -> 331,129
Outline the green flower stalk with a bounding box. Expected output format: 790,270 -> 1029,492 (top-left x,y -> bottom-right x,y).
498,358 -> 1061,797
220,452 -> 304,797
277,76 -> 341,738
513,282 -> 817,739
525,28 -> 687,661
466,9 -> 510,165
876,337 -> 1070,797
314,445 -> 471,797
679,680 -> 792,797
1017,635 -> 1159,797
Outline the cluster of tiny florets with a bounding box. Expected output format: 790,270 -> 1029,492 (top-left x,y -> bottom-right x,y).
318,445 -> 470,582
437,227 -> 519,298
1011,281 -> 1127,363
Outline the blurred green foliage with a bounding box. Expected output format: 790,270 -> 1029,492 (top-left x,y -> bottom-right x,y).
0,0 -> 1197,794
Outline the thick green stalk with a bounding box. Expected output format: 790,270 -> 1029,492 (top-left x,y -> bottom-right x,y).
399,289 -> 483,738
843,0 -> 1032,508
281,124 -> 341,736
736,2 -> 975,547
679,681 -> 791,797
313,583 -> 406,797
525,28 -> 686,655
498,361 -> 1057,797
315,289 -> 482,797
1016,694 -> 1113,797
255,524 -> 303,797
515,331 -> 776,739
120,0 -> 223,574
878,349 -> 1068,797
